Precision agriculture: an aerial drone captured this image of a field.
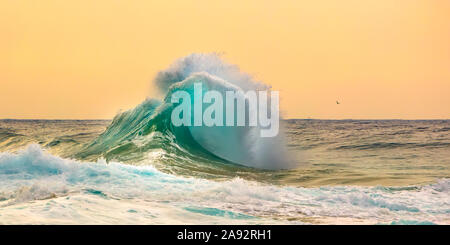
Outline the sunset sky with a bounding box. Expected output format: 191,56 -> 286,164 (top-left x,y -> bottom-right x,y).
1,0 -> 449,119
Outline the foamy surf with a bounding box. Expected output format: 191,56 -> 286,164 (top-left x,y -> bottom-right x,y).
0,145 -> 448,224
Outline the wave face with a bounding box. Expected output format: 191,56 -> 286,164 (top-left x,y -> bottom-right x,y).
77,53 -> 291,170
1,145 -> 449,224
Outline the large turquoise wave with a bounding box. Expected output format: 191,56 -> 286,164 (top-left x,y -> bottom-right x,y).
76,53 -> 292,170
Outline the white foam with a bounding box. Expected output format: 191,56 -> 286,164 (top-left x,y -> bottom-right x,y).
0,145 -> 449,224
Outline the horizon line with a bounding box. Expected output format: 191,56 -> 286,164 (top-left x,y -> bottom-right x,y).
1,118 -> 449,121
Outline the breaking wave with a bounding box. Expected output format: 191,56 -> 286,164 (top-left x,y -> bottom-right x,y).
77,53 -> 292,170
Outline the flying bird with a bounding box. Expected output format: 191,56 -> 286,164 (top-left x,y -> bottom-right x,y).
336,100 -> 340,105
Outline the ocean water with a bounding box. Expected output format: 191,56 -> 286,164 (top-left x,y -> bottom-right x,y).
0,119 -> 449,224
0,54 -> 448,224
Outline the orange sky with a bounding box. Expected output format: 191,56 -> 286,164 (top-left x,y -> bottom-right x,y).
1,0 -> 449,119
